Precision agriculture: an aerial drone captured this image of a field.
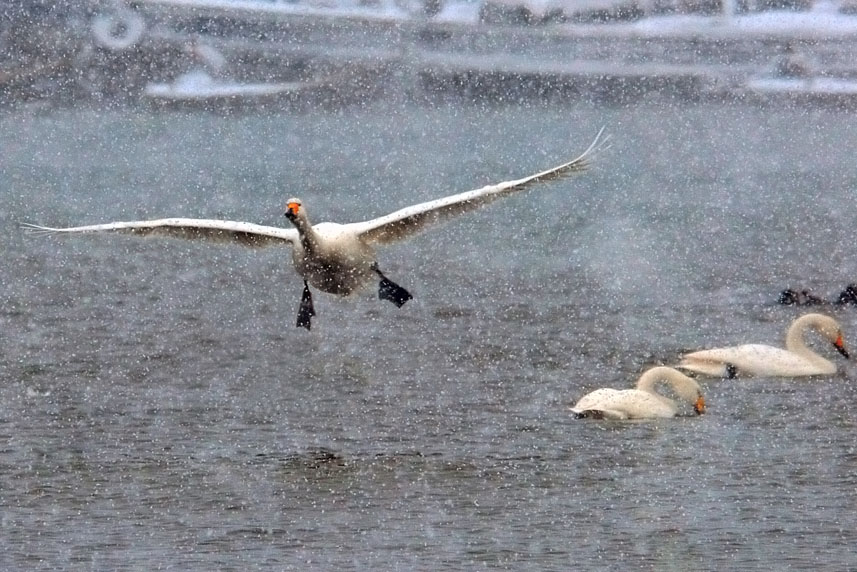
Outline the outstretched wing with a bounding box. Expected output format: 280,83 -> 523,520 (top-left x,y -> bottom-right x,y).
348,127 -> 609,245
21,218 -> 298,247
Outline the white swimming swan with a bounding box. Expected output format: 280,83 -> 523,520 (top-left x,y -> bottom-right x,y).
570,366 -> 706,420
678,312 -> 849,378
23,128 -> 608,330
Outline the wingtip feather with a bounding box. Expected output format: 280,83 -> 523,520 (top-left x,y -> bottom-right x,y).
576,125 -> 611,166
20,223 -> 58,235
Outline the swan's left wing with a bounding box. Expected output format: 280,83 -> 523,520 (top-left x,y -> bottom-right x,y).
349,127 -> 609,245
570,387 -> 632,420
21,218 -> 298,247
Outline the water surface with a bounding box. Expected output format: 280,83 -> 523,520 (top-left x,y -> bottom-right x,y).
1,100 -> 856,570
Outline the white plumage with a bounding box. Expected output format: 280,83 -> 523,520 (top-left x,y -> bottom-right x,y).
570,366 -> 706,420
678,312 -> 849,378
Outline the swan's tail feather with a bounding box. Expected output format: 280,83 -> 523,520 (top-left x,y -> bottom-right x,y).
676,360 -> 734,378
570,408 -> 628,420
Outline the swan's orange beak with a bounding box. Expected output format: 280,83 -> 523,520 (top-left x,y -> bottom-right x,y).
694,395 -> 706,415
834,333 -> 849,359
285,202 -> 300,219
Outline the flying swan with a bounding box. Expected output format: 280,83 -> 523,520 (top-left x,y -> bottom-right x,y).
678,312 -> 849,378
569,366 -> 706,420
23,128 -> 608,330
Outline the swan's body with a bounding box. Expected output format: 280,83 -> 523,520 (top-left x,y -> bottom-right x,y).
24,129 -> 607,330
678,313 -> 849,378
286,219 -> 377,297
570,366 -> 706,420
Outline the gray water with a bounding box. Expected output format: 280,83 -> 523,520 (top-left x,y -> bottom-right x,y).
1,100 -> 856,570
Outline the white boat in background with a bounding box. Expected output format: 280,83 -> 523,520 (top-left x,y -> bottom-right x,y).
77,0 -> 857,106
142,69 -> 318,106
734,36 -> 857,107
744,75 -> 857,106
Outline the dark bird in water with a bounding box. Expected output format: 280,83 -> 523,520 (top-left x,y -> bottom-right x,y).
778,284 -> 857,307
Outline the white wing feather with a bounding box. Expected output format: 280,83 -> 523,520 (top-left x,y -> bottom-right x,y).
348,127 -> 609,245
21,218 -> 298,247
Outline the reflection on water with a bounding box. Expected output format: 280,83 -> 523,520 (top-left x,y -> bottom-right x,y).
1,100 -> 856,569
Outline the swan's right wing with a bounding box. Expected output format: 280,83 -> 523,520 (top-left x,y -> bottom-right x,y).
21,218 -> 298,248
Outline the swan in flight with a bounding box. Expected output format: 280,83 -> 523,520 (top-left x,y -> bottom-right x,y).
570,366 -> 706,420
678,312 -> 849,378
23,128 -> 608,330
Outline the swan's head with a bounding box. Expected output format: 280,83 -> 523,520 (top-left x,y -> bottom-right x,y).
284,198 -> 304,224
816,315 -> 849,359
833,332 -> 849,359
795,313 -> 850,360
819,323 -> 850,359
678,381 -> 706,415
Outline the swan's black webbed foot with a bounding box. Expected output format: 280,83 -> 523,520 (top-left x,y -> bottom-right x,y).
379,277 -> 412,308
725,363 -> 738,379
297,281 -> 316,330
372,264 -> 412,308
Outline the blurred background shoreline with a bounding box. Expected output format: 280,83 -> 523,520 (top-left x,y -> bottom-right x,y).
6,0 -> 857,110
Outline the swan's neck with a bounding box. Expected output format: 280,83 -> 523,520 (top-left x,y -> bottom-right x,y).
290,214 -> 320,252
636,376 -> 662,395
636,367 -> 699,406
636,368 -> 681,395
637,380 -> 677,410
785,321 -> 834,369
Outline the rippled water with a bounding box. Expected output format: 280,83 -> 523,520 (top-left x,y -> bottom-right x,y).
2,99 -> 857,570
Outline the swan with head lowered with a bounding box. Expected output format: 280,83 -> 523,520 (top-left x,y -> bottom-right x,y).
23,128 -> 608,330
570,366 -> 706,420
678,312 -> 849,378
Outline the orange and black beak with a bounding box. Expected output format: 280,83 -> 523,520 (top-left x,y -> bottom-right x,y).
284,202 -> 300,220
694,395 -> 706,415
834,332 -> 850,359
